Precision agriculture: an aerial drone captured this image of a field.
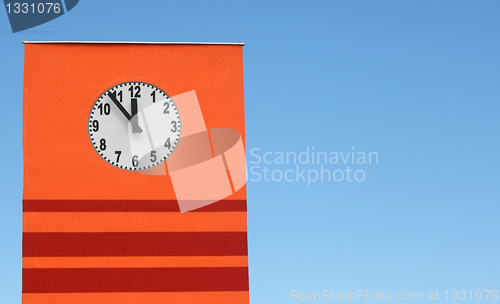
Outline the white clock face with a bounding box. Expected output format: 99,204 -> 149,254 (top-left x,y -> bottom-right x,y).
88,81 -> 181,171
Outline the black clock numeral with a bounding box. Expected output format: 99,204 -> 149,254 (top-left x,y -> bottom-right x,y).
98,103 -> 111,115
129,85 -> 141,98
163,102 -> 170,114
171,121 -> 178,132
150,150 -> 157,162
117,90 -> 123,103
164,138 -> 171,149
151,91 -> 156,103
132,155 -> 139,167
99,138 -> 106,151
91,120 -> 99,132
115,151 -> 122,163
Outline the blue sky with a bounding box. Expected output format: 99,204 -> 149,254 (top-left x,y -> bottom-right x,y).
1,1 -> 499,303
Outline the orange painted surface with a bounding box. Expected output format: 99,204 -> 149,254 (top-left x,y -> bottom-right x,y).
23,256 -> 248,268
23,43 -> 248,301
23,211 -> 247,232
22,291 -> 249,304
23,43 -> 246,200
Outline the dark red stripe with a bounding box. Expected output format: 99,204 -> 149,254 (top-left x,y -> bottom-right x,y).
23,232 -> 248,257
22,199 -> 247,212
23,267 -> 249,293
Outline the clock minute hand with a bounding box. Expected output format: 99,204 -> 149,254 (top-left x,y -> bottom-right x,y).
108,91 -> 143,133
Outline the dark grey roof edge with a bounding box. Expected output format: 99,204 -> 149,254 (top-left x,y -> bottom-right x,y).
22,41 -> 245,45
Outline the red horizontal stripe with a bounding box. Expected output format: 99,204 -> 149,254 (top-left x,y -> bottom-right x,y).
23,232 -> 248,257
23,199 -> 247,212
23,267 -> 249,293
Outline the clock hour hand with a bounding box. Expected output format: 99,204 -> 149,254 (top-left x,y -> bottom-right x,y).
108,91 -> 143,133
131,98 -> 140,133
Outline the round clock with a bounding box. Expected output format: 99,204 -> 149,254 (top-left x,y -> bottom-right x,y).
88,81 -> 181,171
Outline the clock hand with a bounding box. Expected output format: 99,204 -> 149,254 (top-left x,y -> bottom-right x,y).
108,91 -> 143,133
108,91 -> 131,119
131,98 -> 140,133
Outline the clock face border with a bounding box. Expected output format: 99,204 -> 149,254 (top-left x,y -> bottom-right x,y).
87,81 -> 182,171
